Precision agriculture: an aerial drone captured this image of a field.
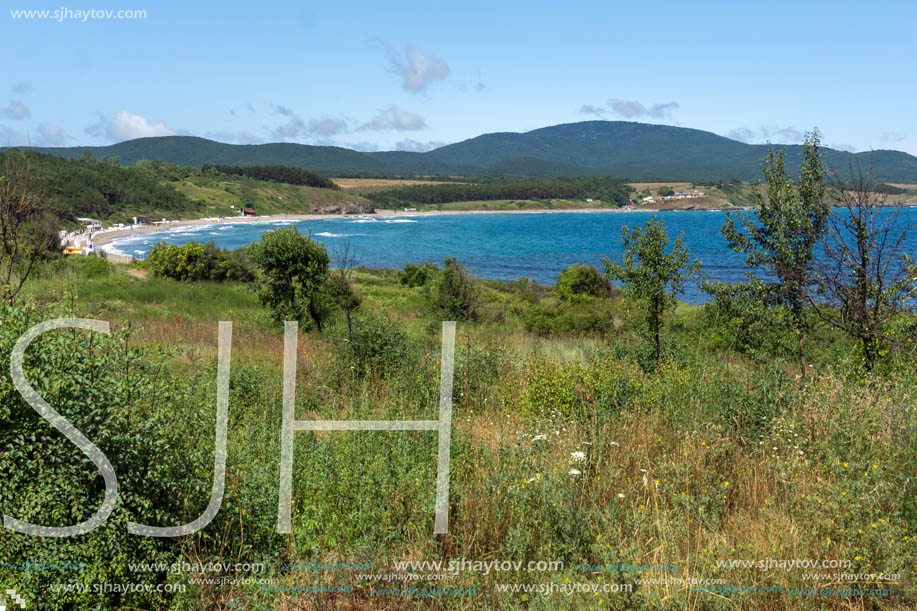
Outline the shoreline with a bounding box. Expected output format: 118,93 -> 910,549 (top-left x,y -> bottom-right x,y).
91,205 -> 733,249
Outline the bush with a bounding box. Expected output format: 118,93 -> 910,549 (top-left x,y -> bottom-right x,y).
145,241 -> 254,282
523,300 -> 615,335
399,261 -> 439,288
246,227 -> 331,330
330,313 -> 414,379
554,264 -> 609,300
430,257 -> 478,321
0,302 -> 209,608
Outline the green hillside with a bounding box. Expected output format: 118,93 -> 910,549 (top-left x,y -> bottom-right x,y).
14,121 -> 917,182
0,151 -> 370,223
27,136 -> 395,176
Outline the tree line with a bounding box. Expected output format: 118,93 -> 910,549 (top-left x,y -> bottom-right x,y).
201,164 -> 340,190
0,150 -> 193,221
364,177 -> 634,207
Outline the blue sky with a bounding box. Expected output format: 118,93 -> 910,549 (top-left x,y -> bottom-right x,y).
2,0 -> 915,155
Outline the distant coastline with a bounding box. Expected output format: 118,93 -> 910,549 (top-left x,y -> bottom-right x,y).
91,206 -> 709,249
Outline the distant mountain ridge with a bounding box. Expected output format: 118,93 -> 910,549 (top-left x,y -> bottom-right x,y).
14,121 -> 917,182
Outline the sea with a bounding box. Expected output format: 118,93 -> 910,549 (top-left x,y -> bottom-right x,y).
102,209 -> 917,304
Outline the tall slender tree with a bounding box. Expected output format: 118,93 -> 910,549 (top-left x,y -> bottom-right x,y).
604,216 -> 699,368
720,130 -> 828,372
0,151 -> 58,304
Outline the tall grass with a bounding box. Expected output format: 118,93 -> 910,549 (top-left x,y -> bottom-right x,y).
12,257 -> 915,610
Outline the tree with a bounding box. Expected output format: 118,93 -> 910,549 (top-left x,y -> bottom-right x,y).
327,243 -> 363,363
603,216 -> 699,367
431,257 -> 478,321
247,227 -> 331,330
810,159 -> 917,370
554,264 -> 609,300
0,151 -> 58,305
719,130 -> 828,373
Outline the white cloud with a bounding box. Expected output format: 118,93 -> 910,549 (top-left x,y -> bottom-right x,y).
831,142 -> 857,153
37,123 -> 67,146
269,105 -> 306,140
206,130 -> 265,144
394,139 -> 445,152
308,117 -> 348,136
85,110 -> 175,142
348,141 -> 380,152
360,105 -> 427,131
0,124 -> 27,146
607,99 -> 679,119
579,104 -> 607,117
727,127 -> 756,143
726,126 -> 805,145
3,100 -> 31,120
387,44 -> 450,92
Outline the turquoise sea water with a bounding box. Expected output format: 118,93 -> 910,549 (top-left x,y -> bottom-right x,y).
103,209 -> 917,304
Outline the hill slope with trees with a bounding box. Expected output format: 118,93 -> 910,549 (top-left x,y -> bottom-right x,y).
15,121 -> 917,182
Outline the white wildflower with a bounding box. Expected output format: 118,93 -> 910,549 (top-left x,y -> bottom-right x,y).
569,469 -> 582,477
571,451 -> 587,462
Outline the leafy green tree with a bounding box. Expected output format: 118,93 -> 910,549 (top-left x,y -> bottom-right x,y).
0,151 -> 59,305
554,264 -> 609,300
603,216 -> 699,367
247,227 -> 331,330
145,241 -> 254,282
431,257 -> 478,321
719,130 -> 828,372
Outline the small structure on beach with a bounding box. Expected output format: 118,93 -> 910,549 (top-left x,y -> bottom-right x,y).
242,207 -> 258,217
133,215 -> 163,225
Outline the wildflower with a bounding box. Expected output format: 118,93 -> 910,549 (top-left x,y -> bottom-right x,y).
571,451 -> 587,462
617,493 -> 625,498
533,434 -> 547,442
569,469 -> 582,477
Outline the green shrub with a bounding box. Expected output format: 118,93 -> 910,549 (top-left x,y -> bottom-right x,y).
523,300 -> 615,335
246,227 -> 331,330
398,261 -> 438,288
145,240 -> 254,282
330,313 -> 414,378
554,264 -> 609,300
430,257 -> 478,321
0,301 -> 208,609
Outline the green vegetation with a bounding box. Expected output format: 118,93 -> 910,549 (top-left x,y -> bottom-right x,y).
430,256 -> 479,321
22,121 -> 917,181
718,133 -> 828,372
2,131 -> 915,610
553,263 -> 610,300
0,151 -> 368,224
246,226 -> 332,331
604,217 -> 700,367
365,177 -> 634,207
145,241 -> 254,282
201,164 -> 340,189
7,246 -> 915,609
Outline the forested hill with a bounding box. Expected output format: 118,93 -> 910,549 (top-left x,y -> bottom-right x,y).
0,151 -> 367,223
13,121 -> 917,182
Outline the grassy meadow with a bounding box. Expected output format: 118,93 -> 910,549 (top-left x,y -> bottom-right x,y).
2,253 -> 913,610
